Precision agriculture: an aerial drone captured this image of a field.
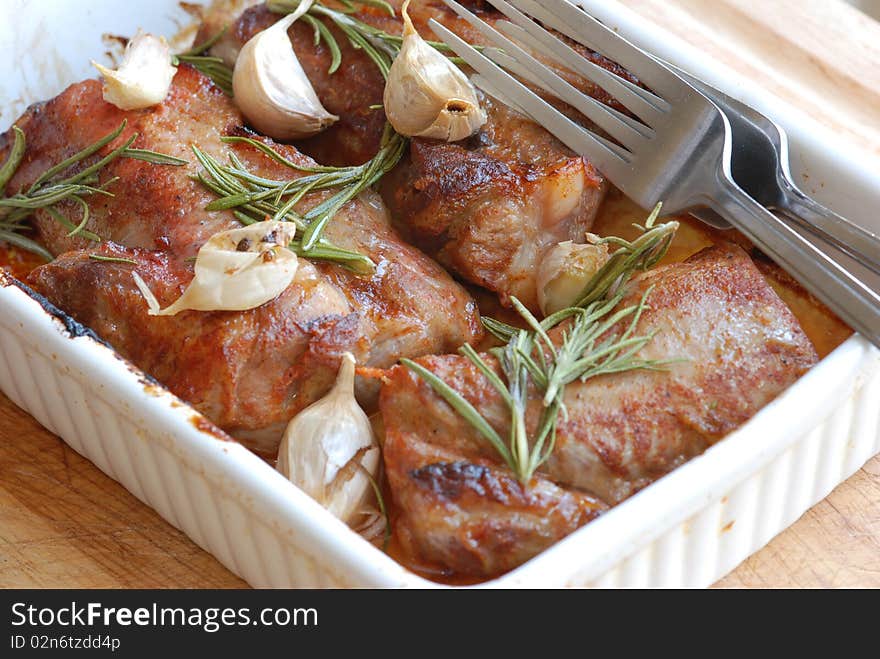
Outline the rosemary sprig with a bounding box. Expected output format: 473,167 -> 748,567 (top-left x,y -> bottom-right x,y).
268,0 -> 476,77
187,1 -> 411,265
193,125 -> 406,272
574,204 -> 678,308
0,120 -> 186,260
174,26 -> 234,95
404,207 -> 680,485
404,290 -> 665,484
0,228 -> 52,262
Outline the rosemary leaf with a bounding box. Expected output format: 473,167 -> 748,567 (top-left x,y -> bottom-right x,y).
482,316 -> 518,343
88,254 -> 138,265
180,24 -> 229,56
401,358 -> 514,468
459,343 -> 513,406
288,239 -> 375,275
302,13 -> 343,74
220,135 -> 336,174
0,184 -> 105,211
28,121 -> 127,193
0,229 -> 53,261
0,126 -> 25,190
44,207 -> 102,243
60,134 -> 138,187
66,196 -> 91,238
175,25 -> 235,95
122,149 -> 189,166
510,297 -> 556,359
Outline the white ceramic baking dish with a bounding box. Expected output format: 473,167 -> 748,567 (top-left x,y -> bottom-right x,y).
1,0 -> 878,588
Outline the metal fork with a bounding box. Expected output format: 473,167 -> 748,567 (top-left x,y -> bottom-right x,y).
429,0 -> 880,348
475,29 -> 880,275
665,62 -> 880,276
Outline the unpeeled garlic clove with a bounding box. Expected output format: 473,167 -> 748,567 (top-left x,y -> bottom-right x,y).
232,1 -> 338,140
93,30 -> 177,110
276,353 -> 380,526
383,0 -> 487,142
537,239 -> 611,316
132,220 -> 299,316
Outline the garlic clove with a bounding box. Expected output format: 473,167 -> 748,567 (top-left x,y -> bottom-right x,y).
276,353 -> 380,526
232,1 -> 338,140
383,0 -> 487,142
92,30 -> 177,110
133,220 -> 299,316
537,240 -> 611,316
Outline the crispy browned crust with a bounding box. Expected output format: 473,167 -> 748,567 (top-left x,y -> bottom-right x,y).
13,66 -> 482,453
27,244 -> 347,448
380,243 -> 818,577
388,435 -> 606,577
200,0 -> 636,309
4,66 -> 241,259
381,98 -> 607,309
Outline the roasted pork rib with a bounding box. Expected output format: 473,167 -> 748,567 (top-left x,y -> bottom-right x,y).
7,66 -> 481,452
196,0 -> 639,309
380,244 -> 818,577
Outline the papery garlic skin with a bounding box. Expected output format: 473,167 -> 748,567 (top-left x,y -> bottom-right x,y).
93,30 -> 177,110
276,353 -> 380,525
133,221 -> 299,316
537,240 -> 611,316
384,0 -> 487,141
232,1 -> 338,140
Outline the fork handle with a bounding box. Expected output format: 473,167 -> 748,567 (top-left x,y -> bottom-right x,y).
714,176 -> 880,348
775,179 -> 880,275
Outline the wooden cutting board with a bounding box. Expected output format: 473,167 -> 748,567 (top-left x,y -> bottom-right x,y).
1,0 -> 878,589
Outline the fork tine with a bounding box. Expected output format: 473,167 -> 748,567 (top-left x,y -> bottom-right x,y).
484,47 -> 653,149
470,73 -> 529,116
503,0 -> 690,101
441,0 -> 651,150
493,15 -> 668,123
469,69 -> 631,163
428,18 -> 633,182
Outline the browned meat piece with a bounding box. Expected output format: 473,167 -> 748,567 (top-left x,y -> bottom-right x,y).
389,434 -> 607,577
28,244 -> 345,452
380,244 -> 818,577
29,231 -> 480,453
3,67 -> 239,260
198,0 -> 642,310
10,66 -> 481,453
380,95 -> 605,310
